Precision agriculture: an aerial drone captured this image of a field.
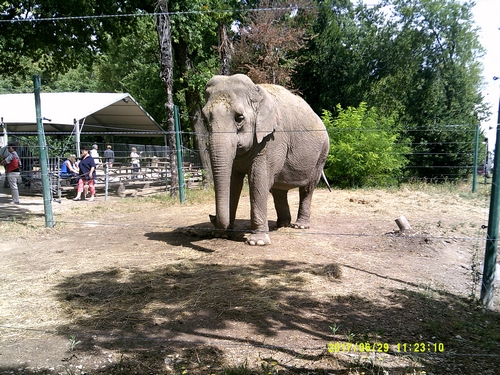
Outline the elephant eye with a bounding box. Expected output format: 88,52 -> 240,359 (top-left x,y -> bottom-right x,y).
235,114 -> 245,126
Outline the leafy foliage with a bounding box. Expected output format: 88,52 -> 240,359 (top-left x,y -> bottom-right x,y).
378,0 -> 488,179
230,0 -> 316,88
406,123 -> 486,181
294,0 -> 358,111
96,16 -> 166,125
15,135 -> 76,158
0,1 -> 155,78
47,65 -> 101,93
323,103 -> 410,188
297,0 -> 487,180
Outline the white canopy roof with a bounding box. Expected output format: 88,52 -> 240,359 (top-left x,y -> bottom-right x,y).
0,92 -> 166,136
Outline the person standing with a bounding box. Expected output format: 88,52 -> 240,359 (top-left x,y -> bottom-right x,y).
130,147 -> 142,179
73,146 -> 96,202
0,145 -> 11,188
103,145 -> 115,168
1,142 -> 21,204
90,144 -> 101,166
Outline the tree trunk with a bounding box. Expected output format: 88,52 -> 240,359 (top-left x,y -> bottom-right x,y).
218,23 -> 232,76
173,39 -> 213,184
156,0 -> 179,197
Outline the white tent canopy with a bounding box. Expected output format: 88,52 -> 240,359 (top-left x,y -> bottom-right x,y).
0,92 -> 166,136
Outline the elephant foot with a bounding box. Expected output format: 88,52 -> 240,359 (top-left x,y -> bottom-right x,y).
247,232 -> 271,246
292,221 -> 310,229
276,220 -> 291,228
209,214 -> 217,226
212,230 -> 229,239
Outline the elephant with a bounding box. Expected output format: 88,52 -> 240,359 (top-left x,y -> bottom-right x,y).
202,74 -> 329,246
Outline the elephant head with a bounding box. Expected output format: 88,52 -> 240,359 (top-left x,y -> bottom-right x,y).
202,74 -> 279,230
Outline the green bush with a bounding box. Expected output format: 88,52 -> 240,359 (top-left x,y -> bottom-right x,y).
323,103 -> 409,188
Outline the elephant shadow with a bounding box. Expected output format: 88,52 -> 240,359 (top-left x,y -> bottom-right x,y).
145,219 -> 278,251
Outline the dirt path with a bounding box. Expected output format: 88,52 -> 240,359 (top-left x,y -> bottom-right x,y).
1,185 -> 499,374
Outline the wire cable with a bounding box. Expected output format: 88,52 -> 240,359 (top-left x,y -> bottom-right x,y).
0,6 -> 320,23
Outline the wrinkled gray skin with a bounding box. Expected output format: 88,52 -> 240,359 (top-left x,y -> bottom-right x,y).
202,74 -> 329,245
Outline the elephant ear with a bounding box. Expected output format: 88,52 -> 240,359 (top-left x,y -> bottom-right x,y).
254,85 -> 279,144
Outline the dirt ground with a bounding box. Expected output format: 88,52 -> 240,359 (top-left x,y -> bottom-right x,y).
0,182 -> 499,375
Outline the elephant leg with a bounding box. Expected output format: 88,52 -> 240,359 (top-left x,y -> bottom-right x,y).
271,188 -> 291,228
247,165 -> 271,246
229,171 -> 245,229
293,186 -> 314,229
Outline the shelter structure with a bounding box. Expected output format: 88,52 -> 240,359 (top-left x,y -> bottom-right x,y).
0,92 -> 166,154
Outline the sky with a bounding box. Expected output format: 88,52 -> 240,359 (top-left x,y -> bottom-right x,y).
472,0 -> 500,144
364,0 -> 500,147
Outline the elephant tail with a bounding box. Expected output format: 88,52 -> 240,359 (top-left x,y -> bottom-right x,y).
321,170 -> 332,192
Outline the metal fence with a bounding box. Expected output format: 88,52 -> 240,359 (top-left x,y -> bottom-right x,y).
5,144 -> 203,200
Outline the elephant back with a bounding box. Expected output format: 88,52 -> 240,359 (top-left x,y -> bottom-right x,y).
258,83 -> 326,133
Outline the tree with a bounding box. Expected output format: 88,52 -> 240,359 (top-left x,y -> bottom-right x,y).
377,0 -> 487,180
0,1 -> 155,78
299,0 -> 488,180
323,103 -> 409,188
0,0 -> 227,187
155,0 -> 229,192
96,16 -> 166,126
230,0 -> 317,88
0,56 -> 44,94
47,65 -> 101,93
156,0 -> 179,197
294,0 -> 357,111
166,0 -> 236,183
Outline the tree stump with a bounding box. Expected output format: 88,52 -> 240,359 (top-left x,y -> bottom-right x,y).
395,215 -> 412,232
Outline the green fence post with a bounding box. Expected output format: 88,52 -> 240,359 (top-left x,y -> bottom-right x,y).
33,75 -> 55,228
480,101 -> 500,308
174,105 -> 185,203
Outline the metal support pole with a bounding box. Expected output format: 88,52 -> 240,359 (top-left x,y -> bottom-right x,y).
472,124 -> 479,193
174,105 -> 185,203
74,119 -> 80,157
33,75 -> 54,228
164,134 -> 168,191
480,99 -> 500,308
1,117 -> 7,147
104,161 -> 109,201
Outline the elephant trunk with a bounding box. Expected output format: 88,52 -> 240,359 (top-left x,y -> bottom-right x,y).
210,135 -> 237,230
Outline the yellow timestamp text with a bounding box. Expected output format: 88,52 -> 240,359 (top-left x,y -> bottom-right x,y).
327,342 -> 445,353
